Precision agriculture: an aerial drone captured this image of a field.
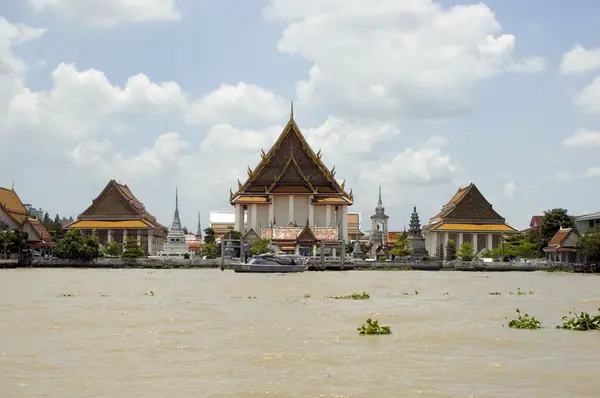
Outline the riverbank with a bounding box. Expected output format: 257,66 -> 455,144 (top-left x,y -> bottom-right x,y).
1,257 -> 593,272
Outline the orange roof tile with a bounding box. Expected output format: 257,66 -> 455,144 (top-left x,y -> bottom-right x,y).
0,187 -> 28,224
67,220 -> 153,229
28,218 -> 54,243
547,228 -> 575,246
433,223 -> 518,232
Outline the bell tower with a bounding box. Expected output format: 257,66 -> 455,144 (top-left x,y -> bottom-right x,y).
370,185 -> 389,249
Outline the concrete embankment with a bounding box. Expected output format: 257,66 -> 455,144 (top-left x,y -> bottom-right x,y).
0,257 -> 588,272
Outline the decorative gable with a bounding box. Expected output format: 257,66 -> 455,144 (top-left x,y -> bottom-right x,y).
442,184 -> 505,221
80,181 -> 141,218
296,225 -> 317,243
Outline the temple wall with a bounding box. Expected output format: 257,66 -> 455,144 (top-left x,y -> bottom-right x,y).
273,196 -> 289,225
314,206 -> 327,227
294,196 -> 309,226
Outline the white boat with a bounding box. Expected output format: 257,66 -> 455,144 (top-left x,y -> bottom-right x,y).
232,257 -> 307,273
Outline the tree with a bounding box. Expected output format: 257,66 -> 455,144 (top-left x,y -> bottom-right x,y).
201,242 -> 220,259
102,241 -> 122,257
54,214 -> 61,224
577,228 -> 600,264
203,227 -> 216,244
389,235 -> 412,257
54,229 -> 100,260
182,226 -> 189,234
122,237 -> 144,258
43,212 -> 51,224
445,239 -> 457,261
223,228 -> 242,240
0,229 -> 28,256
523,229 -> 544,257
250,238 -> 272,255
541,208 -> 575,247
457,241 -> 475,261
436,243 -> 444,260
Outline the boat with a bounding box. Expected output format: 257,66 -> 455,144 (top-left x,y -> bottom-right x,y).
232,257 -> 307,273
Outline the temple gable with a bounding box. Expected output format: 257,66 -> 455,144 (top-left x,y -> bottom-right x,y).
442,184 -> 504,221
80,181 -> 142,217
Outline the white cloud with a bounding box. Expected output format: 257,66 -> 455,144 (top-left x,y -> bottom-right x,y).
421,135 -> 449,148
28,0 -> 180,27
575,77 -> 600,114
502,182 -> 516,199
560,44 -> 600,75
6,63 -> 187,138
264,0 -> 545,120
584,167 -> 600,179
562,128 -> 600,148
185,83 -> 288,126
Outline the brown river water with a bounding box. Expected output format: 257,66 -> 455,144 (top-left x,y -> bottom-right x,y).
0,269 -> 598,398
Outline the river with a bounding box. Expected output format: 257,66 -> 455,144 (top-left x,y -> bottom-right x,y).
0,269 -> 598,397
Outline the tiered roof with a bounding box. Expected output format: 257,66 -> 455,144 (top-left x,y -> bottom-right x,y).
0,187 -> 55,247
230,110 -> 352,206
543,227 -> 578,253
424,183 -> 518,233
65,180 -> 167,233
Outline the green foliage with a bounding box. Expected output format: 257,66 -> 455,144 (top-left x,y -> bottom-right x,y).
436,243 -> 445,260
489,292 -> 501,295
182,226 -> 189,234
250,238 -> 272,255
57,293 -> 74,297
400,290 -> 419,296
329,291 -> 370,300
510,288 -> 534,296
0,228 -> 28,255
183,252 -> 190,259
43,212 -> 51,224
122,237 -> 144,258
201,242 -> 220,259
41,214 -> 65,242
144,291 -> 155,296
223,228 -> 242,240
445,239 -> 457,260
480,249 -> 493,258
102,241 -> 122,257
508,309 -> 542,329
490,234 -> 541,259
53,229 -> 100,260
203,227 -> 216,244
540,208 -> 575,247
576,228 -> 600,263
389,236 -> 413,257
457,241 -> 475,261
556,309 -> 600,331
357,318 -> 392,335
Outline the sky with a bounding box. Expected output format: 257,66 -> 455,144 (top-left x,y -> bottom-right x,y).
1,0 -> 599,232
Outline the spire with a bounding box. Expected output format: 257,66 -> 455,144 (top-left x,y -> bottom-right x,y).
374,185 -> 386,216
196,211 -> 203,239
377,185 -> 383,207
290,100 -> 294,120
409,205 -> 422,235
174,186 -> 179,218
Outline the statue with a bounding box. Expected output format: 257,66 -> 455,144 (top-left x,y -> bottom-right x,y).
352,241 -> 363,259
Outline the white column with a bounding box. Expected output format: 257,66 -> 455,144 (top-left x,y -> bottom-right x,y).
234,204 -> 242,232
342,206 -> 349,243
444,232 -> 449,246
458,233 -> 464,247
251,204 -> 258,231
325,205 -> 332,227
294,245 -> 300,255
308,196 -> 314,226
487,233 -> 493,250
137,232 -> 141,246
288,195 -> 294,224
148,233 -> 154,255
107,230 -> 112,243
123,229 -> 128,243
473,233 -> 478,253
268,197 -> 275,225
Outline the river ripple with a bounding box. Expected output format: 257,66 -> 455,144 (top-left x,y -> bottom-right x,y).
0,269 -> 598,397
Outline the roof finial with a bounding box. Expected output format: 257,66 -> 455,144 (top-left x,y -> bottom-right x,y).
11,180 -> 14,191
290,100 -> 294,120
175,185 -> 179,211
378,185 -> 383,206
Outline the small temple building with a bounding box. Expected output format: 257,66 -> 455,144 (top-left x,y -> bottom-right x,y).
543,227 -> 579,263
64,180 -> 167,255
0,186 -> 55,255
407,206 -> 428,259
229,104 -> 352,253
422,183 -> 519,257
369,186 -> 389,256
158,189 -> 190,258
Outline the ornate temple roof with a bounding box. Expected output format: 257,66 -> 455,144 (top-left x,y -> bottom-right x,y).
263,225 -> 339,242
230,106 -> 352,205
423,183 -> 518,233
0,187 -> 54,246
68,180 -> 167,233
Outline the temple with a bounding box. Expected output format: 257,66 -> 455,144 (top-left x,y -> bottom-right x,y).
159,188 -> 190,257
422,183 -> 518,256
64,180 -> 167,255
229,103 -> 353,253
0,186 -> 55,255
407,206 -> 428,259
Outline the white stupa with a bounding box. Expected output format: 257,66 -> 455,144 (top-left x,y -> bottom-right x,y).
160,188 -> 190,257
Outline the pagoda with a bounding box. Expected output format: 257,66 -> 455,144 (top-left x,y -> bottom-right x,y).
160,188 -> 190,257
407,206 -> 428,259
229,103 -> 353,254
422,183 -> 518,257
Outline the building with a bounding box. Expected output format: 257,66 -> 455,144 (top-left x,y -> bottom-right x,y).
521,215 -> 543,233
209,210 -> 244,238
159,189 -> 190,257
422,183 -> 519,256
64,180 -> 167,255
229,105 -> 353,247
0,187 -> 55,255
369,186 -> 389,253
543,227 -> 579,262
574,212 -> 600,235
347,212 -> 363,241
23,204 -> 44,220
